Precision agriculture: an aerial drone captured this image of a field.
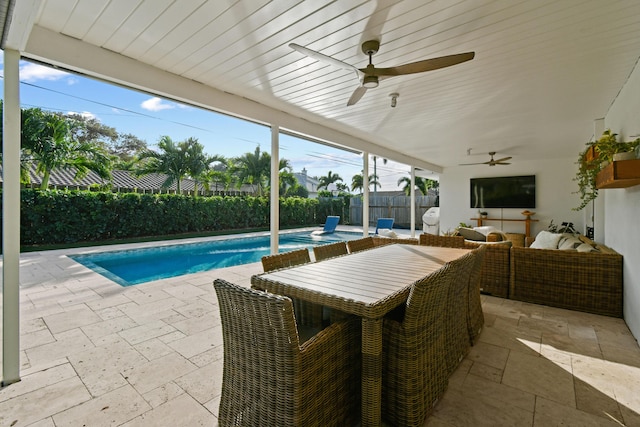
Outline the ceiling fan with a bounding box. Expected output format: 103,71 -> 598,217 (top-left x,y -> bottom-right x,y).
460,152 -> 512,166
289,40 -> 474,106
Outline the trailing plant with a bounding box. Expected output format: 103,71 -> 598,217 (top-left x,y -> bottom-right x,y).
573,129 -> 639,211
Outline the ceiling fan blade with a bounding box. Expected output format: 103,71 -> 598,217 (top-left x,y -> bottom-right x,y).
347,86 -> 368,106
289,43 -> 360,76
494,156 -> 512,163
459,161 -> 490,166
367,51 -> 475,76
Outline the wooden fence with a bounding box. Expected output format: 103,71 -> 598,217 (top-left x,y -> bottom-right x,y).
350,195 -> 437,228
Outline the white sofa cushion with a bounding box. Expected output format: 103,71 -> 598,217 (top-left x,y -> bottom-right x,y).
530,231 -> 562,249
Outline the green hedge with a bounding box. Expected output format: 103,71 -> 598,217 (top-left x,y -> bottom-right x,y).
2,189 -> 349,246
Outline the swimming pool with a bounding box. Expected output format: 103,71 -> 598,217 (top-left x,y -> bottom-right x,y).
70,231 -> 362,287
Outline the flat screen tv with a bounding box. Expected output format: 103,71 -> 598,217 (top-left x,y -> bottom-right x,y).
470,175 -> 536,209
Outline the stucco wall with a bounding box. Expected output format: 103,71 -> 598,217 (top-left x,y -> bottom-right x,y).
439,157 -> 583,238
438,55 -> 640,341
604,57 -> 640,340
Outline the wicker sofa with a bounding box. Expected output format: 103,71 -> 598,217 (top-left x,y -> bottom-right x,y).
509,236 -> 623,317
419,233 -> 623,317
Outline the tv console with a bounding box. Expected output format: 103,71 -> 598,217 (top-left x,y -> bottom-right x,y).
470,217 -> 538,238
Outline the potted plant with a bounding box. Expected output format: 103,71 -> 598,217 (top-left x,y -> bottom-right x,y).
574,130 -> 639,210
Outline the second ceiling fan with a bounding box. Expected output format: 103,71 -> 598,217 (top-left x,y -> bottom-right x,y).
289,40 -> 475,106
461,152 -> 512,166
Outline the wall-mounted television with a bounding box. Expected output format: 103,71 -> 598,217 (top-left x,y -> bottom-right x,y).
470,175 -> 536,209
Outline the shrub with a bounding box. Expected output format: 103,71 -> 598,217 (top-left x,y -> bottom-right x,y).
5,189 -> 323,246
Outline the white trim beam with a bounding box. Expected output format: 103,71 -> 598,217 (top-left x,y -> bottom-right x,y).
3,0 -> 42,51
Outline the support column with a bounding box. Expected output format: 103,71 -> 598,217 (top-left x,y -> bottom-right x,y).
410,167 -> 416,238
270,126 -> 280,254
2,48 -> 21,386
362,153 -> 369,236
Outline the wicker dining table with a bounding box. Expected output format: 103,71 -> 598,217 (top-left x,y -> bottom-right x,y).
251,243 -> 470,427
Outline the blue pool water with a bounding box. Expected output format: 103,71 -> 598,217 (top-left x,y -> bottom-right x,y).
70,231 -> 361,287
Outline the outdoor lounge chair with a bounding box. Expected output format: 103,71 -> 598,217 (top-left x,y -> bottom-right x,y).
375,217 -> 394,235
311,215 -> 340,235
214,279 -> 362,427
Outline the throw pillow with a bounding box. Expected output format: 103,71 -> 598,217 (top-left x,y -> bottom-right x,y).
457,227 -> 486,241
558,235 -> 583,250
577,243 -> 599,253
530,231 -> 562,249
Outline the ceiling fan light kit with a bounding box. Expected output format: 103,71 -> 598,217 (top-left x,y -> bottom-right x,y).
289,40 -> 474,106
363,75 -> 379,88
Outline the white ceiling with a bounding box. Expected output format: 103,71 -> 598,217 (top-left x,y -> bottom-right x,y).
5,0 -> 640,170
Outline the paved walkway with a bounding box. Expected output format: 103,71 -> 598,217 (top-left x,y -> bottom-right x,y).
1,228 -> 639,426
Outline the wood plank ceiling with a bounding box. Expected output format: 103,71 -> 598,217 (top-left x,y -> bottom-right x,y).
15,0 -> 640,168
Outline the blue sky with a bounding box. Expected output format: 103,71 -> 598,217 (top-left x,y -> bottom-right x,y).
1,58 -> 413,191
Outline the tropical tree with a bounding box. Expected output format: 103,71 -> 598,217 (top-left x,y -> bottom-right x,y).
183,138 -> 221,195
335,182 -> 350,193
317,170 -> 343,190
20,107 -> 112,189
233,146 -> 292,196
137,136 -> 205,193
232,146 -> 270,195
204,156 -> 233,192
278,169 -> 297,195
351,172 -> 380,194
397,176 -> 439,196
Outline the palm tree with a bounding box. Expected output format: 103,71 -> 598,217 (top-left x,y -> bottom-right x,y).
351,172 -> 380,194
20,107 -> 112,189
233,146 -> 292,196
183,138 -> 220,196
233,146 -> 270,195
317,170 -> 343,190
137,136 -> 191,193
397,176 -> 439,196
372,156 -> 387,195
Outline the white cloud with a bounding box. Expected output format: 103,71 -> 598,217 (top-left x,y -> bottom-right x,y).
141,97 -> 175,111
20,63 -> 69,82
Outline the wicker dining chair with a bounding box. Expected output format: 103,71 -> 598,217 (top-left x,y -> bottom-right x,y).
443,251 -> 475,376
260,248 -> 322,328
382,262 -> 454,427
214,279 -> 361,427
261,248 -> 311,272
467,245 -> 487,345
313,241 -> 348,262
347,236 -> 375,253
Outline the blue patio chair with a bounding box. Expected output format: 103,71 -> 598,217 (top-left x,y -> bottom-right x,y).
311,216 -> 340,235
375,218 -> 394,235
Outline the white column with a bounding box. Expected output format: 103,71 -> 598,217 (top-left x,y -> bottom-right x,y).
410,167 -> 416,238
362,153 -> 369,236
270,126 -> 280,254
2,49 -> 21,386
